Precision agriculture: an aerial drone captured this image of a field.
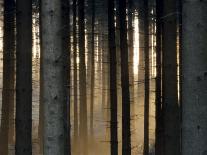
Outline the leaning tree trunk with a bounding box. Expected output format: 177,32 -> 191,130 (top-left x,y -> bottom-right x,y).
119,0 -> 131,154
15,0 -> 32,154
0,0 -> 15,154
41,0 -> 69,154
162,0 -> 180,154
182,1 -> 207,155
78,0 -> 88,153
143,0 -> 149,154
108,0 -> 118,154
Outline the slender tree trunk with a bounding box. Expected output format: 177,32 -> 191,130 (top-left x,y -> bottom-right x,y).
119,0 -> 131,154
73,0 -> 78,148
41,0 -> 69,154
78,0 -> 88,153
155,0 -> 163,154
15,0 -> 32,154
108,0 -> 118,154
162,0 -> 180,154
128,0 -> 134,105
90,0 -> 95,136
0,0 -> 15,154
182,1 -> 207,155
62,0 -> 71,154
143,0 -> 149,154
138,0 -> 145,101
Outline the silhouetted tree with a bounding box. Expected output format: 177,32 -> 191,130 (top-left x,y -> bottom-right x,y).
16,0 -> 32,154
119,0 -> 131,154
162,0 -> 180,154
108,0 -> 118,154
0,0 -> 15,154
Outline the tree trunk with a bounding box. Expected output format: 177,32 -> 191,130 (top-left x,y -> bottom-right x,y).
90,0 -> 95,136
78,0 -> 88,153
15,0 -> 32,154
155,0 -> 164,154
108,0 -> 118,154
162,0 -> 180,154
119,0 -> 131,154
41,0 -> 69,154
143,0 -> 149,154
0,0 -> 15,154
182,1 -> 207,155
62,0 -> 71,154
73,0 -> 78,149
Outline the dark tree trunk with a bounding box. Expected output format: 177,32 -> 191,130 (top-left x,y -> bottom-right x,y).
143,0 -> 150,154
162,0 -> 180,154
78,0 -> 88,153
108,0 -> 118,154
15,0 -> 32,154
0,0 -> 15,154
62,0 -> 71,154
119,0 -> 131,154
155,0 -> 164,155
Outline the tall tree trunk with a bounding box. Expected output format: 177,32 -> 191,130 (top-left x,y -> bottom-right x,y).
78,0 -> 88,153
119,0 -> 131,154
162,0 -> 180,154
108,0 -> 118,154
73,0 -> 78,149
143,0 -> 149,154
90,0 -> 95,136
41,0 -> 69,154
15,0 -> 32,154
182,1 -> 207,155
128,0 -> 134,105
0,0 -> 15,154
62,0 -> 71,154
155,0 -> 163,154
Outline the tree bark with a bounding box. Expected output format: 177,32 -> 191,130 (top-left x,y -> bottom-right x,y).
182,1 -> 207,155
41,0 -> 69,154
119,0 -> 131,154
162,0 -> 180,154
15,0 -> 32,154
0,0 -> 15,154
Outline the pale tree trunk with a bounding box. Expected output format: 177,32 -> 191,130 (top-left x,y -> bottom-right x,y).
41,0 -> 69,154
0,0 -> 15,154
119,0 -> 131,154
128,0 -> 134,106
15,0 -> 32,154
162,0 -> 180,154
78,0 -> 88,153
73,0 -> 78,149
108,0 -> 118,154
90,0 -> 95,136
182,1 -> 207,155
